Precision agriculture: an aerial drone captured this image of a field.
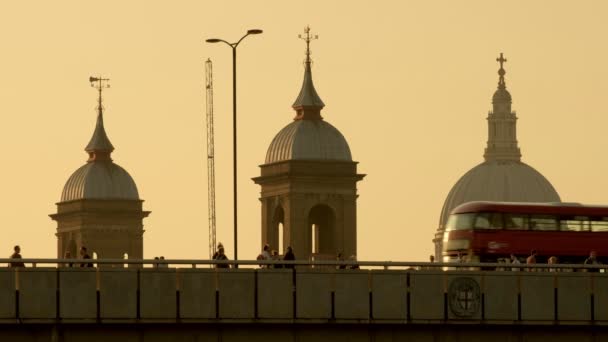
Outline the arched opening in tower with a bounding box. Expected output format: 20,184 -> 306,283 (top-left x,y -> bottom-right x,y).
272,206 -> 285,254
278,223 -> 284,255
308,205 -> 335,257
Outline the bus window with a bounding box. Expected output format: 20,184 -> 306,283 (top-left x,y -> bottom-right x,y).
529,215 -> 558,231
445,213 -> 475,231
474,213 -> 502,229
560,219 -> 584,231
592,219 -> 608,232
505,214 -> 527,230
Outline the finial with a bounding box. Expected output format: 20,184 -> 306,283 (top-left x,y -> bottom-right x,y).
90,76 -> 110,116
85,76 -> 114,160
496,53 -> 507,89
298,26 -> 318,64
292,26 -> 325,119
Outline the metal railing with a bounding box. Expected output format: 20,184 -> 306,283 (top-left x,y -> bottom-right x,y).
0,258 -> 605,272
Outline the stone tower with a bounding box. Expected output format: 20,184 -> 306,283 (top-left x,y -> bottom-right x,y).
434,54 -> 560,260
50,77 -> 150,261
253,27 -> 365,261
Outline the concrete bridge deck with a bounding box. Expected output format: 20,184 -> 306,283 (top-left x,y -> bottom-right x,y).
2,260 -> 608,341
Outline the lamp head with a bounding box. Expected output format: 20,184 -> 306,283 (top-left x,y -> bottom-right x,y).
206,38 -> 222,43
247,29 -> 263,35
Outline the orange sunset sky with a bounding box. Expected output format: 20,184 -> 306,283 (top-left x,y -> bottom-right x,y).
0,1 -> 607,261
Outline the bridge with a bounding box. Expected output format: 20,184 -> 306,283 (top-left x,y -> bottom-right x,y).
2,259 -> 608,341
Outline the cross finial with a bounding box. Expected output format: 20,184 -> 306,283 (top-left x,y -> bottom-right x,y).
496,53 -> 507,89
496,53 -> 507,70
298,26 -> 318,64
89,76 -> 110,116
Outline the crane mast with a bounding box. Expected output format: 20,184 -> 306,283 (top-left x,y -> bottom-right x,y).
205,59 -> 217,259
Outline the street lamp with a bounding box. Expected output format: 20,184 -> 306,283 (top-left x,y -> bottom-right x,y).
206,29 -> 263,266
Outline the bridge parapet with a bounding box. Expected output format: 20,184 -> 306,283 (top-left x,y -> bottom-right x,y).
0,262 -> 606,324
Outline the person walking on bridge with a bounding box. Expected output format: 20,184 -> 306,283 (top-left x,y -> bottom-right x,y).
9,245 -> 24,268
215,246 -> 230,268
283,246 -> 295,269
584,250 -> 601,273
526,250 -> 537,272
258,244 -> 272,268
79,246 -> 93,268
510,254 -> 521,272
212,242 -> 224,260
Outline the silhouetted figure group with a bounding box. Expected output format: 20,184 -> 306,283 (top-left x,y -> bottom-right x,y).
153,256 -> 168,268
256,244 -> 296,269
336,252 -> 359,269
9,245 -> 94,268
507,249 -> 603,272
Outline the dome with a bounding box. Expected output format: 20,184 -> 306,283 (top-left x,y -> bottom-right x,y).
61,161 -> 139,202
433,54 -> 562,259
438,160 -> 561,228
265,120 -> 352,163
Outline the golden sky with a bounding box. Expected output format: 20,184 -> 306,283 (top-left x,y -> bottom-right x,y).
1,1 -> 607,261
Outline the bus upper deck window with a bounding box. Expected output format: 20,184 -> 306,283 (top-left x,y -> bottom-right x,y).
474,213 -> 502,229
505,214 -> 527,230
592,219 -> 608,232
529,215 -> 558,231
560,220 -> 583,231
560,216 -> 590,231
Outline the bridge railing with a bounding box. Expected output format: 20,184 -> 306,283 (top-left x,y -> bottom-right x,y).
0,259 -> 606,324
1,258 -> 606,271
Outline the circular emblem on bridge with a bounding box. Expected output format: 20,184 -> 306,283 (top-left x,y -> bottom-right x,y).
448,277 -> 481,318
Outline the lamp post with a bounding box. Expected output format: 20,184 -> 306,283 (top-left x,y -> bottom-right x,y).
206,29 -> 263,267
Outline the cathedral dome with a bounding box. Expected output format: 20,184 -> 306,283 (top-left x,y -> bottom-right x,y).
434,53 -> 561,258
265,120 -> 352,163
438,160 -> 560,228
62,162 -> 139,201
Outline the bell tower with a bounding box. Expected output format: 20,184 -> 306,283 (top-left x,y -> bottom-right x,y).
253,27 -> 364,261
50,77 -> 150,262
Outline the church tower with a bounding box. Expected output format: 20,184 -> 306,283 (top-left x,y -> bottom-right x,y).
50,77 -> 150,261
253,27 -> 365,260
434,54 -> 560,259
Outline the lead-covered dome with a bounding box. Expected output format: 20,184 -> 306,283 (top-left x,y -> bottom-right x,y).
62,162 -> 139,201
60,81 -> 140,202
438,160 -> 560,228
265,120 -> 351,163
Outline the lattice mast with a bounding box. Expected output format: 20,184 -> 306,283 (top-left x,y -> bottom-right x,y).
205,59 -> 217,259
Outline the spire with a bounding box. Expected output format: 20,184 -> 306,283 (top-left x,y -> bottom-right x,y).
484,53 -> 521,162
292,26 -> 325,120
492,52 -> 512,105
85,76 -> 114,162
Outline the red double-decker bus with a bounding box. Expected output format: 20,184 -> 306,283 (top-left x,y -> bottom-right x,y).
442,201 -> 608,264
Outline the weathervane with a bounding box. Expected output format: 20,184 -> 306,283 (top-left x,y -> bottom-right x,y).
496,53 -> 507,89
89,76 -> 110,115
298,26 -> 318,64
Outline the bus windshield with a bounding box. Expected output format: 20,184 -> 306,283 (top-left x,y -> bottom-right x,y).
446,213 -> 475,230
